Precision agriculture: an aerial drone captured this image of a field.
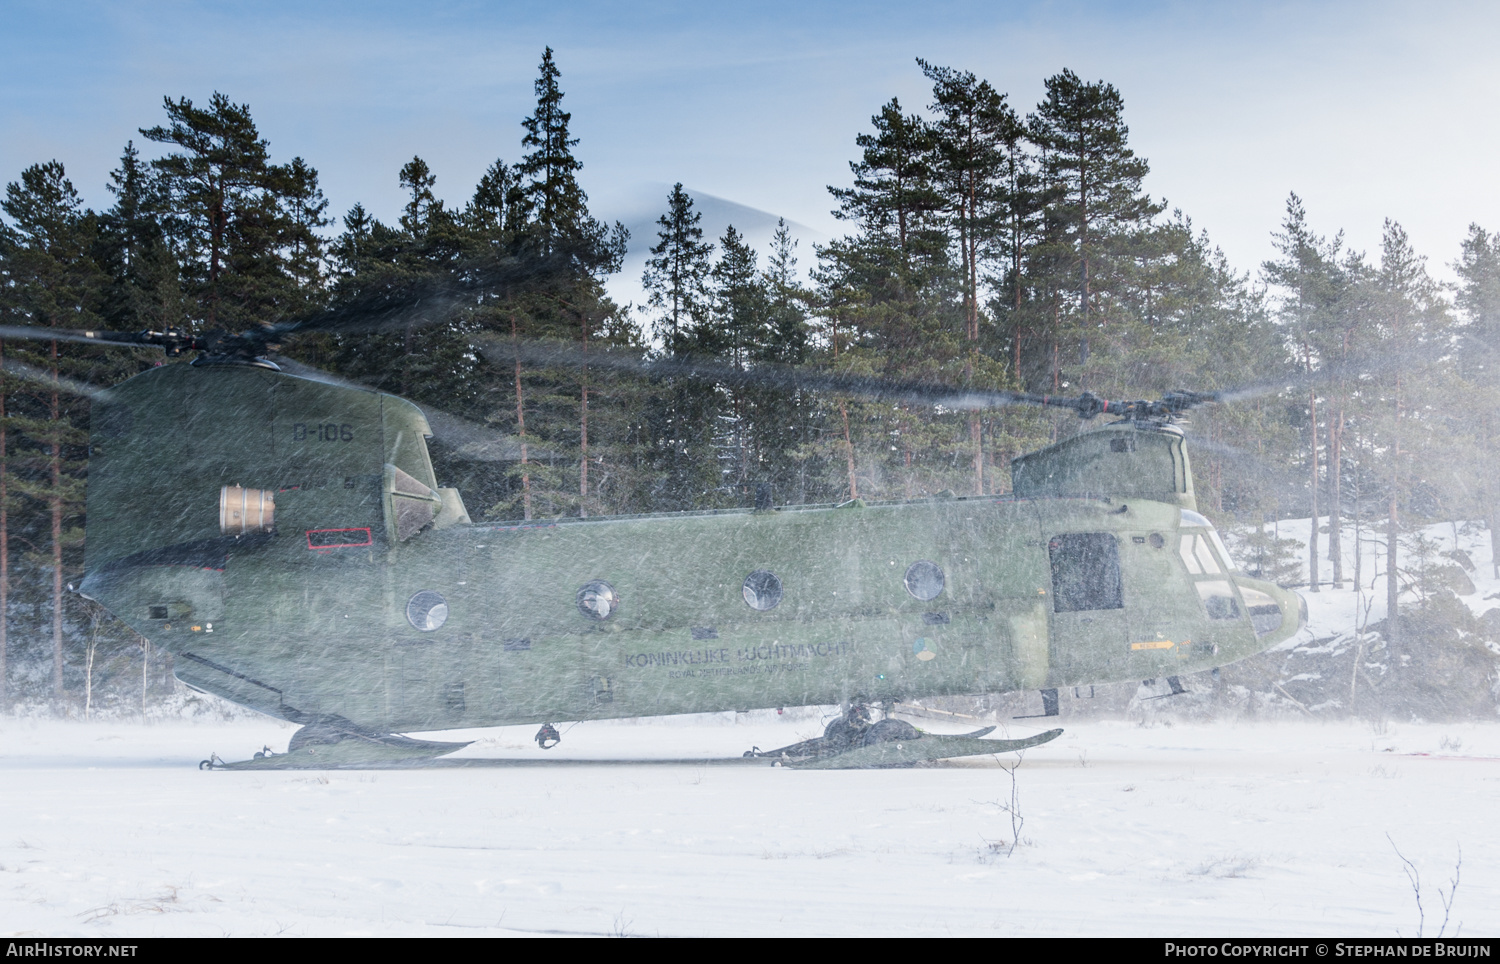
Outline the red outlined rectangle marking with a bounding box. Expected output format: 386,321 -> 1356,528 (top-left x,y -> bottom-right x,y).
306,527 -> 373,550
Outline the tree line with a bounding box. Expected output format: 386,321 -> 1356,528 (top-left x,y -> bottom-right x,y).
1,49 -> 1497,712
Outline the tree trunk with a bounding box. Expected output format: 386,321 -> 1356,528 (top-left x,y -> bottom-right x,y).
0,341 -> 7,713
1352,427 -> 1362,591
1490,503 -> 1500,579
1329,329 -> 1352,588
51,340 -> 63,698
1328,403 -> 1345,586
1306,343 -> 1320,591
84,638 -> 94,720
1387,373 -> 1402,646
840,398 -> 857,500
579,314 -> 589,517
1079,150 -> 1090,323
511,316 -> 531,521
965,173 -> 983,496
1387,490 -> 1400,645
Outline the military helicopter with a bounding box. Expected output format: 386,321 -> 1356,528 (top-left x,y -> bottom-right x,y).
0,300 -> 1307,769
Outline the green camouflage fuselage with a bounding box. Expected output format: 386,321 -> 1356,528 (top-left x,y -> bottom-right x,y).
79,363 -> 1301,732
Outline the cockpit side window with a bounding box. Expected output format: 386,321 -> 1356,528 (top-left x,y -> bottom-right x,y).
1049,532 -> 1124,613
1179,527 -> 1245,621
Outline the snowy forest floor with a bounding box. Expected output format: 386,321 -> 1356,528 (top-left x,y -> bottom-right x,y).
1,713 -> 1496,937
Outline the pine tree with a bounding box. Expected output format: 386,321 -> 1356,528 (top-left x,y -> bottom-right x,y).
1455,224 -> 1500,575
643,184 -> 714,355
829,97 -> 945,273
140,93 -> 287,328
398,156 -> 443,236
329,203 -> 376,278
1029,70 -> 1162,336
1262,194 -> 1368,590
707,225 -> 769,492
755,220 -> 818,503
635,184 -> 721,509
1368,220 -> 1451,644
468,159 -> 528,235
519,47 -> 587,249
1264,194 -> 1338,590
274,156 -> 331,307
0,161 -> 99,699
762,219 -> 809,365
95,142 -> 183,331
993,116 -> 1044,388
920,60 -> 1018,494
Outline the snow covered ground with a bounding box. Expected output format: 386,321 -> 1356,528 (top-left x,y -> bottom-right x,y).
2,712 -> 1496,937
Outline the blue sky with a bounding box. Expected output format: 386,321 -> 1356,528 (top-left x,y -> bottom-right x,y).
4,0 -> 1497,297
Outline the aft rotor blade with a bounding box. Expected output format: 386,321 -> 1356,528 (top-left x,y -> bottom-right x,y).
473,336 -> 1237,421
472,335 -> 1029,412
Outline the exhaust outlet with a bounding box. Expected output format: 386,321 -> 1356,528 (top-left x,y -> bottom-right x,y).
220,485 -> 275,535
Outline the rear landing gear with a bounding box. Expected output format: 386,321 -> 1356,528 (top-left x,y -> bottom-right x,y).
535,723 -> 561,749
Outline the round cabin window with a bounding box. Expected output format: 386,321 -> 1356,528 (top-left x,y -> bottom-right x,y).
577,580 -> 619,620
903,560 -> 945,601
406,590 -> 449,632
742,570 -> 784,611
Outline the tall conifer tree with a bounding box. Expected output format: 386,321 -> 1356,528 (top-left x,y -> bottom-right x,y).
0,161 -> 98,698
644,184 -> 714,355
1029,70 -> 1160,335
921,60 -> 1017,493
1456,225 -> 1500,575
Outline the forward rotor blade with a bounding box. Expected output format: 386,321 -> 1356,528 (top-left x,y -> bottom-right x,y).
421,409 -> 534,462
273,356 -> 532,462
0,325 -> 148,349
265,252 -> 569,345
0,358 -> 107,399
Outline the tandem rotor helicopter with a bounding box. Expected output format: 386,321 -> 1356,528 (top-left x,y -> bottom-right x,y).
0,281 -> 1307,770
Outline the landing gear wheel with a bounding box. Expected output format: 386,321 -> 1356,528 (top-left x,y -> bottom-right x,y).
535,723 -> 561,750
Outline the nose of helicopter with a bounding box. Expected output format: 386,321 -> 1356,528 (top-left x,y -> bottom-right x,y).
1295,592 -> 1309,632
